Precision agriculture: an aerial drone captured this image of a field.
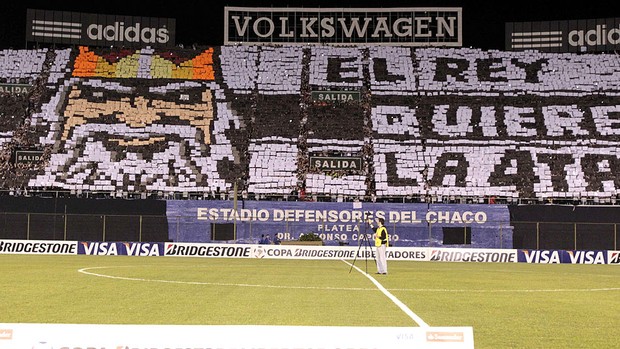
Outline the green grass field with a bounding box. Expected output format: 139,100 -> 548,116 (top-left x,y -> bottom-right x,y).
1,255 -> 618,348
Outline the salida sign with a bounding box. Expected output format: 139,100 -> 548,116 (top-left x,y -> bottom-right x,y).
0,84 -> 32,94
310,156 -> 362,171
14,150 -> 43,164
26,9 -> 175,48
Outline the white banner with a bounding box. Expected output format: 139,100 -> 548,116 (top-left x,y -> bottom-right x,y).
0,240 -> 77,255
0,323 -> 474,349
164,242 -> 433,260
163,242 -> 519,263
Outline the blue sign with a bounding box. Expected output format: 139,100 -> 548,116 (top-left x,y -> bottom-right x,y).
166,201 -> 512,248
78,242 -> 164,256
519,249 -> 608,264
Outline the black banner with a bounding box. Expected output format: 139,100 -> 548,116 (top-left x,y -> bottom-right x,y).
506,17 -> 620,52
224,7 -> 462,46
26,9 -> 175,48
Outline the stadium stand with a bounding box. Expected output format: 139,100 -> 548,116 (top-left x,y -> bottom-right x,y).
0,45 -> 619,204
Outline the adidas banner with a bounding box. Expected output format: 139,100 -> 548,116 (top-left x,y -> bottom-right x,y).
26,9 -> 175,48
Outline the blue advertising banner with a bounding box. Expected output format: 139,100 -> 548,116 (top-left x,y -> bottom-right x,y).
78,242 -> 164,256
519,249 -> 608,264
166,201 -> 512,248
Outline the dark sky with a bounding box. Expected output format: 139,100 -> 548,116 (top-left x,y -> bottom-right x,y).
1,0 -> 619,50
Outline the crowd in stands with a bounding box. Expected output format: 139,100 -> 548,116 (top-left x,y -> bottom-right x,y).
0,49 -> 53,193
0,45 -> 619,204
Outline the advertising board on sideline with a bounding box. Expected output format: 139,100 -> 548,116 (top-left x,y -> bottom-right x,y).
0,323 -> 475,349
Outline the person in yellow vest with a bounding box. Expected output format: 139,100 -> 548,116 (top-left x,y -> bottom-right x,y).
369,217 -> 388,275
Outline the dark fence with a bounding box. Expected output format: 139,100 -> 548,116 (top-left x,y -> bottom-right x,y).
0,196 -> 168,242
0,196 -> 619,250
509,205 -> 620,250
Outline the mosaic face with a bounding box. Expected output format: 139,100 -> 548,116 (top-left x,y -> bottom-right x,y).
60,80 -> 214,145
29,47 -> 239,193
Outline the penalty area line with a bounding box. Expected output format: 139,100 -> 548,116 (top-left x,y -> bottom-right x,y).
341,259 -> 429,328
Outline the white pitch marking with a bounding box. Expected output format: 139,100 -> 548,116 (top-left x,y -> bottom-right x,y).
341,259 -> 430,328
79,266 -> 620,295
78,266 -> 374,291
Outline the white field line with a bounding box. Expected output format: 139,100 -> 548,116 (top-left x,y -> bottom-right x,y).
78,266 -> 620,294
79,266 -> 620,293
78,266 -> 374,291
341,259 -> 430,327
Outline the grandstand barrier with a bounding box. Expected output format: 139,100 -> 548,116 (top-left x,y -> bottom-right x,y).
0,239 -> 618,265
0,196 -> 168,242
1,196 -> 620,250
510,204 -> 620,250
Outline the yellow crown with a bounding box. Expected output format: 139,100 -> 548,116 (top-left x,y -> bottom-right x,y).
72,46 -> 214,80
